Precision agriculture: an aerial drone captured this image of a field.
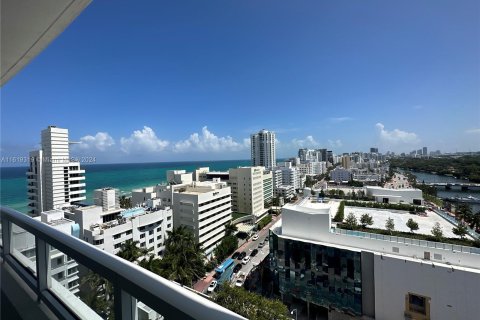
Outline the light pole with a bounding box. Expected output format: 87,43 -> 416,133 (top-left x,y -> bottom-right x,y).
291,309 -> 297,320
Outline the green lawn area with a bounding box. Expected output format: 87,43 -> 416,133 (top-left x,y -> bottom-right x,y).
232,212 -> 248,220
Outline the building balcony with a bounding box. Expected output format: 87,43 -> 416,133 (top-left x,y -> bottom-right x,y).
1,206 -> 244,320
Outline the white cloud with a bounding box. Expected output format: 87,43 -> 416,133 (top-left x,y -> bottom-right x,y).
173,126 -> 248,153
78,132 -> 115,151
120,126 -> 169,153
465,128 -> 480,134
329,117 -> 353,123
328,139 -> 343,148
376,123 -> 419,144
291,135 -> 319,148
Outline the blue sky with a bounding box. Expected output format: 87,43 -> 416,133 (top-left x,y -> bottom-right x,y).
1,0 -> 479,165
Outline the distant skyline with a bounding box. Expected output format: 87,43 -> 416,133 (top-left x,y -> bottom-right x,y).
1,0 -> 479,165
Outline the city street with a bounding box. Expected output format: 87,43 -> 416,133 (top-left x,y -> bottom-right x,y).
194,214 -> 280,294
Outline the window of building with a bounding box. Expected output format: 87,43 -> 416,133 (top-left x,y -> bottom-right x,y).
167,216 -> 172,221
114,243 -> 121,249
94,239 -> 104,245
140,233 -> 145,239
157,235 -> 162,240
56,257 -> 63,265
55,271 -> 65,280
157,227 -> 161,232
113,233 -> 121,239
149,230 -> 154,235
406,293 -> 429,319
140,242 -> 146,247
126,230 -> 132,235
149,239 -> 154,244
68,267 -> 77,275
167,224 -> 172,228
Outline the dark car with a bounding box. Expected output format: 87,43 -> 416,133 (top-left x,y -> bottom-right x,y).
250,249 -> 259,257
233,263 -> 242,273
238,251 -> 247,260
232,252 -> 240,259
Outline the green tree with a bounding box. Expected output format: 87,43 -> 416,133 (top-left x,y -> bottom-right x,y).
213,235 -> 239,263
319,189 -> 325,198
116,239 -> 149,262
385,217 -> 395,235
456,204 -> 473,224
406,218 -> 419,233
225,223 -> 238,236
138,255 -> 163,275
159,226 -> 206,287
215,285 -> 290,320
119,195 -> 132,209
468,212 -> 480,231
431,222 -> 443,240
344,212 -> 358,229
452,222 -> 469,240
333,201 -> 345,222
79,271 -> 114,319
360,213 -> 373,228
311,190 -> 316,196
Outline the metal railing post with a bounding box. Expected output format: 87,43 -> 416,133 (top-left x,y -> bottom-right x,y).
115,286 -> 136,320
35,237 -> 51,296
1,217 -> 11,256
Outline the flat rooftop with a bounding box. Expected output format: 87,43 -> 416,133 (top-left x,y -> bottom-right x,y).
343,206 -> 467,239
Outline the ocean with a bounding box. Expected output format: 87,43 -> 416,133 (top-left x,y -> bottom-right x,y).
0,160 -> 250,213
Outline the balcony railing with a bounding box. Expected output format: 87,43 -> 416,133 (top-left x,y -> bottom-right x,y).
1,206 -> 244,320
333,227 -> 480,255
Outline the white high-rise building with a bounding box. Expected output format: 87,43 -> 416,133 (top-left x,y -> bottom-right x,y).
93,188 -> 120,212
134,181 -> 232,257
251,129 -> 276,168
27,126 -> 86,216
229,167 -> 269,220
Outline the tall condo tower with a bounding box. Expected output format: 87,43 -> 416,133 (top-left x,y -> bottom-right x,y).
27,126 -> 86,216
251,129 -> 276,168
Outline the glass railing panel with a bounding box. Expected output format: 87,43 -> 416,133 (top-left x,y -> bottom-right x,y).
48,244 -> 115,320
11,223 -> 37,275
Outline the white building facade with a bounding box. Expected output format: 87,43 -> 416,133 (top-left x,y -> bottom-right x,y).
251,129 -> 276,168
269,201 -> 480,320
27,126 -> 86,216
229,167 -> 268,220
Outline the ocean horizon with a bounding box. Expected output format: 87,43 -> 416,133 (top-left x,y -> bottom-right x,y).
0,159 -> 252,213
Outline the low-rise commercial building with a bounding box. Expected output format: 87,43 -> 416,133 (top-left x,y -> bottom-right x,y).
269,200 -> 480,320
365,186 -> 423,205
330,167 -> 352,182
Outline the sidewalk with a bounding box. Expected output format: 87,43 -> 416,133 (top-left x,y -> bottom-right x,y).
193,214 -> 281,293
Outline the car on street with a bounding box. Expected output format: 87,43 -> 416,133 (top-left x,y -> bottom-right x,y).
250,249 -> 259,257
242,256 -> 251,264
207,280 -> 217,293
232,252 -> 240,259
235,272 -> 246,287
238,251 -> 247,260
233,263 -> 242,273
258,241 -> 264,248
252,234 -> 259,241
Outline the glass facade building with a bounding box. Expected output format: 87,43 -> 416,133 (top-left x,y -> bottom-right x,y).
270,231 -> 363,315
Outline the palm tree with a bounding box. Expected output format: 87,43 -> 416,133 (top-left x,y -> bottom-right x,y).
80,271 -> 114,319
159,226 -> 206,287
468,212 -> 480,231
456,204 -> 474,225
225,223 -> 238,236
139,254 -> 162,275
116,239 -> 149,262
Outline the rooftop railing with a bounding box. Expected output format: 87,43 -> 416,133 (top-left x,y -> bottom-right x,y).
333,227 -> 480,255
1,206 -> 245,320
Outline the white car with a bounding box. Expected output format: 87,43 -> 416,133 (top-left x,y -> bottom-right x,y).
242,256 -> 251,264
252,234 -> 259,241
235,272 -> 246,287
207,280 -> 217,293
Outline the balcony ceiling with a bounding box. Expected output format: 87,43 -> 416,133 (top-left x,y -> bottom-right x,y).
1,0 -> 91,86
